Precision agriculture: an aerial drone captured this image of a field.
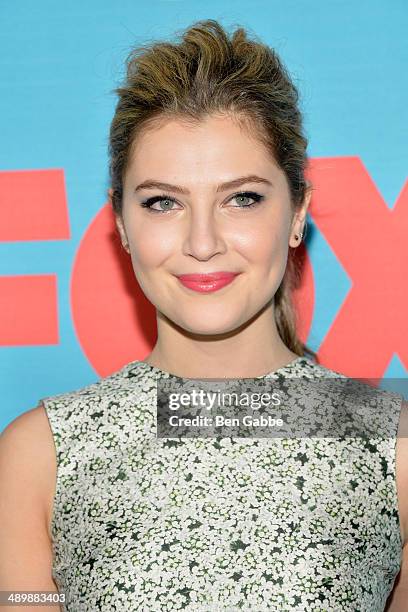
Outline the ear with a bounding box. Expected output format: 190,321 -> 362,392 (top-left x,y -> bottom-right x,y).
109,188 -> 130,253
289,182 -> 312,248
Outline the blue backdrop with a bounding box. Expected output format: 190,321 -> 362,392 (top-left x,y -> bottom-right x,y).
1,1 -> 407,431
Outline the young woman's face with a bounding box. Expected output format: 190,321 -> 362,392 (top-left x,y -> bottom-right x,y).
115,113 -> 307,335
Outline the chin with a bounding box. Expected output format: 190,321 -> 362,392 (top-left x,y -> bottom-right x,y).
171,312 -> 246,336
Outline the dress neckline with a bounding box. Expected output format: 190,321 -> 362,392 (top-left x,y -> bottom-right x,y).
135,355 -> 309,380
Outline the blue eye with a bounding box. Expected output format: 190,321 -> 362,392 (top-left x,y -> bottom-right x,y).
139,191 -> 264,214
232,192 -> 264,208
140,195 -> 178,213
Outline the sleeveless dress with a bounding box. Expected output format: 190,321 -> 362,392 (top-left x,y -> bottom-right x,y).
40,356 -> 404,611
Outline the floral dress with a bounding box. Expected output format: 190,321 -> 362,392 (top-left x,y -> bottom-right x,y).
41,356 -> 404,611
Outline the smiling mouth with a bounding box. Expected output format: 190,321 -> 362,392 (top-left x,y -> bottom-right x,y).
175,272 -> 241,293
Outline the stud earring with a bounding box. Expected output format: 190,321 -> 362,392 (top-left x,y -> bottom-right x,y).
294,219 -> 308,243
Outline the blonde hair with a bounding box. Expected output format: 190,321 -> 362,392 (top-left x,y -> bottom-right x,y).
108,19 -> 317,361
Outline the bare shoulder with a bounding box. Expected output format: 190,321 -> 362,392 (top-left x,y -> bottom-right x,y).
1,402 -> 54,448
0,405 -> 56,536
0,405 -> 57,591
388,401 -> 408,612
395,399 -> 408,546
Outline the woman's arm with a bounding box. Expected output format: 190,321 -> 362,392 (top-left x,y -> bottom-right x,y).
0,406 -> 61,611
385,401 -> 408,611
385,542 -> 408,611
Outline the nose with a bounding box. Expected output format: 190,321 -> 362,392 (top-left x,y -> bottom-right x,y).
181,206 -> 227,261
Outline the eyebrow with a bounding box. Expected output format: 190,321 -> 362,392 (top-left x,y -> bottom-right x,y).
134,174 -> 273,195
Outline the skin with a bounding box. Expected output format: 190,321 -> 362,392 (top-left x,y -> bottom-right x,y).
112,112 -> 310,379
1,111 -> 407,611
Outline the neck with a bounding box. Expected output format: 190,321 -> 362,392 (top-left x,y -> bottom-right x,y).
143,304 -> 298,378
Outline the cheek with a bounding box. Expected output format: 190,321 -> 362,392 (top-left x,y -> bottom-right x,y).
127,219 -> 176,267
234,223 -> 287,266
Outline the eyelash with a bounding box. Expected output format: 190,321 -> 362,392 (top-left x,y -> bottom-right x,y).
139,191 -> 265,214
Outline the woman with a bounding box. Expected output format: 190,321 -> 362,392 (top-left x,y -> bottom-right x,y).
1,19 -> 407,612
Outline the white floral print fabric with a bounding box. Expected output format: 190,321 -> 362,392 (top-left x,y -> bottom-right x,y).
40,356 -> 403,611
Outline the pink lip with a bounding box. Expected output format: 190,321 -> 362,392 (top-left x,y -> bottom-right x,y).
176,272 -> 241,293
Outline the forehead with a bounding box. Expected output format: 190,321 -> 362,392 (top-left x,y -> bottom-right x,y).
125,114 -> 283,185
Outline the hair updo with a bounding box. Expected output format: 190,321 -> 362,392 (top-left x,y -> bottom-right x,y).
108,18 -> 316,360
